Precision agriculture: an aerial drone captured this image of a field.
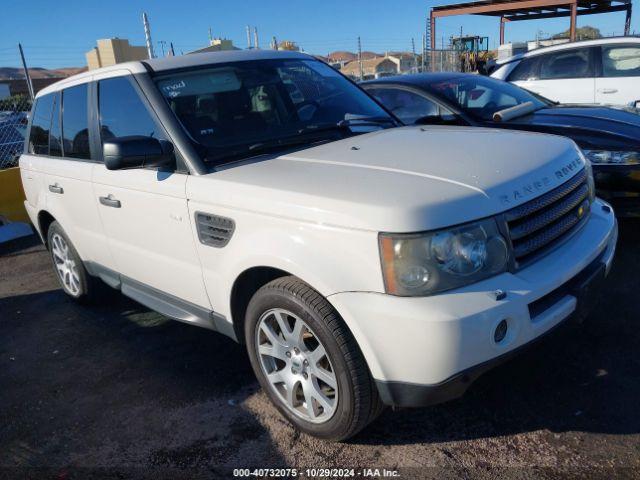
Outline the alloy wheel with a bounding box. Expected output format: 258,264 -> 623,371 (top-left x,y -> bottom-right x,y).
51,233 -> 81,296
256,308 -> 338,424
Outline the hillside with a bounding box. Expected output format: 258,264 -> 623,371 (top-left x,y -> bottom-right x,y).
0,66 -> 87,80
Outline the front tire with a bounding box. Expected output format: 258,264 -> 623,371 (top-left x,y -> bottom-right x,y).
245,276 -> 383,441
47,221 -> 103,304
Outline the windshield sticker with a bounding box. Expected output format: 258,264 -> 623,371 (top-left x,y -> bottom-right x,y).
158,69 -> 241,98
302,60 -> 342,78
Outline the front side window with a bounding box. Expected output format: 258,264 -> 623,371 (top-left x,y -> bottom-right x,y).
62,84 -> 91,159
602,45 -> 640,77
424,75 -> 548,121
28,94 -> 54,155
367,87 -> 440,124
98,76 -> 163,142
538,48 -> 594,80
155,59 -> 392,165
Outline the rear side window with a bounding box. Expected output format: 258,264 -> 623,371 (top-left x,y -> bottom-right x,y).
62,84 -> 91,159
98,77 -> 162,141
49,93 -> 62,157
28,94 -> 54,155
538,48 -> 594,79
602,45 -> 640,77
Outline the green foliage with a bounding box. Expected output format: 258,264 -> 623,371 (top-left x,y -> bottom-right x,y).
552,26 -> 602,40
0,94 -> 32,112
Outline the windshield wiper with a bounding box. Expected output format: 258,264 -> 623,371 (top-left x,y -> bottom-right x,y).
206,116 -> 396,165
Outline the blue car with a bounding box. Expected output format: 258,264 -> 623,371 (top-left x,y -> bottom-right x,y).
363,73 -> 640,217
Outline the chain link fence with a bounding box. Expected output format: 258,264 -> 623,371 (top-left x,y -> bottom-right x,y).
0,92 -> 31,169
423,49 -> 462,73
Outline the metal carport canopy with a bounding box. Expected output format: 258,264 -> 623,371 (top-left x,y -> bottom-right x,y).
429,0 -> 633,48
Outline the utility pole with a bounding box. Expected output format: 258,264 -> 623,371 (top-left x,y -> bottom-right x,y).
357,36 -> 363,81
421,33 -> 426,72
169,42 -> 176,57
142,12 -> 155,59
18,44 -> 34,101
253,27 -> 259,49
246,25 -> 252,49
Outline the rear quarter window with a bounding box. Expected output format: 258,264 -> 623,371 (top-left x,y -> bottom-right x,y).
28,94 -> 55,155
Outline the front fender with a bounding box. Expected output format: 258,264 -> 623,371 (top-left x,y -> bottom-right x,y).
187,200 -> 384,320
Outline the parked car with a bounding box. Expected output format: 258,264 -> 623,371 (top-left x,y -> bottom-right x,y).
363,73 -> 640,216
20,50 -> 617,441
491,37 -> 640,107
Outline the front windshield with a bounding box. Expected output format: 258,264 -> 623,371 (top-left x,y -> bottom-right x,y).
155,58 -> 392,164
424,75 -> 549,121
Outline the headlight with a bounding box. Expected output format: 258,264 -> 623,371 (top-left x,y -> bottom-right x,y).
379,218 -> 509,296
582,149 -> 640,165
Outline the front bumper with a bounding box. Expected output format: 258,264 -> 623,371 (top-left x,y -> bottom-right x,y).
329,199 -> 617,407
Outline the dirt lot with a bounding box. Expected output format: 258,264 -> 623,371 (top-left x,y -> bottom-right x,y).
1,221 -> 639,479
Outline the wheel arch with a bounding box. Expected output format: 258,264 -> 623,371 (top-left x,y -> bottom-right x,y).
37,210 -> 56,247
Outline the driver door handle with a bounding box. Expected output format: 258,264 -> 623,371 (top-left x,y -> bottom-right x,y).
597,88 -> 618,94
99,194 -> 121,208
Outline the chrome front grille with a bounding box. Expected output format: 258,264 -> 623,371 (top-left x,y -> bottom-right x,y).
505,168 -> 591,266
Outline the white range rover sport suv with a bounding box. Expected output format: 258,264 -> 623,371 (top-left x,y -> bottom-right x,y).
20,50 -> 617,441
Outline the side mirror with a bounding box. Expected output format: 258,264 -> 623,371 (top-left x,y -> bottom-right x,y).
103,136 -> 174,171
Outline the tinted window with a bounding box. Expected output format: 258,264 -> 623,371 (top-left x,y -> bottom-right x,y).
602,46 -> 640,77
49,93 -> 62,157
62,84 -> 91,159
539,48 -> 594,79
368,87 -> 439,124
98,77 -> 162,142
28,94 -> 54,155
507,57 -> 540,81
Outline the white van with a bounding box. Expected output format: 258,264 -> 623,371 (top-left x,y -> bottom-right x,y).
492,37 -> 640,107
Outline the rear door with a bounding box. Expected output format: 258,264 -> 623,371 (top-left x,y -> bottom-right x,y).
508,47 -> 596,104
595,44 -> 640,106
23,85 -> 113,268
91,72 -> 211,309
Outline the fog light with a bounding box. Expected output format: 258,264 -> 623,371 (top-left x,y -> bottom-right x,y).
494,319 -> 508,343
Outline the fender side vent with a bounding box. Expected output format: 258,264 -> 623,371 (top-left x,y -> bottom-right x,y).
195,212 -> 235,248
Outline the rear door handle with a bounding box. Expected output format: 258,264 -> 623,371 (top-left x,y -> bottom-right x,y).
597,88 -> 618,94
48,184 -> 64,194
99,194 -> 121,208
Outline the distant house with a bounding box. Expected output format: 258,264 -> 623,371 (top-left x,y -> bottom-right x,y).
188,38 -> 240,54
341,57 -> 398,80
385,52 -> 416,73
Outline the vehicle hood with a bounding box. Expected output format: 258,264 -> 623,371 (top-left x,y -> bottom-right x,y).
190,126 -> 586,232
505,105 -> 640,150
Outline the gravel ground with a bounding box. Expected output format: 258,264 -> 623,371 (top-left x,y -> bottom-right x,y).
0,221 -> 639,479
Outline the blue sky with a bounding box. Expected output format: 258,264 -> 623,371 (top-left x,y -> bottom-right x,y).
1,0 -> 638,69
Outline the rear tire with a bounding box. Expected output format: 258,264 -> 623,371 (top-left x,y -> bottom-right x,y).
47,221 -> 105,304
245,276 -> 383,441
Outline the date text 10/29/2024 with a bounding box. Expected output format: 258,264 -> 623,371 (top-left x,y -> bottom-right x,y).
233,468 -> 401,478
